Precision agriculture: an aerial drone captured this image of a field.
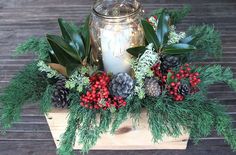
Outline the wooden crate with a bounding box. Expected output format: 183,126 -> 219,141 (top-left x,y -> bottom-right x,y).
45,109 -> 189,150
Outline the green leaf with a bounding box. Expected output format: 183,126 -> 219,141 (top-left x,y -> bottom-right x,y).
163,43 -> 196,54
180,36 -> 194,44
156,12 -> 170,46
126,46 -> 146,58
48,51 -> 59,63
70,34 -> 85,60
46,34 -> 82,62
58,18 -> 85,60
58,18 -> 73,41
141,20 -> 159,50
166,72 -> 172,84
81,16 -> 91,63
46,35 -> 79,75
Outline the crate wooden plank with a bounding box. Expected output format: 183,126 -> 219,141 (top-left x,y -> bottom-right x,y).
45,109 -> 189,150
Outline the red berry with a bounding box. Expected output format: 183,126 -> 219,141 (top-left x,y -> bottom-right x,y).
170,82 -> 176,87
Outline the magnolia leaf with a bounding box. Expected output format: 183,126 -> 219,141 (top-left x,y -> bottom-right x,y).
46,34 -> 82,62
58,18 -> 85,61
48,63 -> 68,77
48,51 -> 59,63
141,20 -> 159,50
156,12 -> 170,46
163,43 -> 196,54
126,46 -> 146,58
58,18 -> 73,41
46,35 -> 79,75
70,34 -> 86,59
180,36 -> 194,44
81,16 -> 91,58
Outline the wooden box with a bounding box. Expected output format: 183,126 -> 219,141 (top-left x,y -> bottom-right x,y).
45,109 -> 189,150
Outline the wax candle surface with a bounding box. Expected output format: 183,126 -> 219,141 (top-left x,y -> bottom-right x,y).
100,25 -> 133,74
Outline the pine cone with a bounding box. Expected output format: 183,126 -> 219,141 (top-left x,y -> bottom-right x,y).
160,55 -> 180,73
178,84 -> 190,96
52,76 -> 70,108
110,73 -> 134,98
144,77 -> 161,97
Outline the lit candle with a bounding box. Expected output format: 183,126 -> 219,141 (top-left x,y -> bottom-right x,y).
90,0 -> 145,74
100,24 -> 133,74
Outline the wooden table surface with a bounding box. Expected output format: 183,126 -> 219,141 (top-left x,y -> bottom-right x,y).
0,0 -> 236,155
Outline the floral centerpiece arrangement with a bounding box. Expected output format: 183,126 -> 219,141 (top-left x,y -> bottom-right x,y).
1,3 -> 236,155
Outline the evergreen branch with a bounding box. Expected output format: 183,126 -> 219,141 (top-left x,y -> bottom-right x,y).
150,5 -> 191,24
227,79 -> 236,91
40,85 -> 53,113
195,65 -> 234,90
15,37 -> 51,60
187,25 -> 222,60
0,62 -> 48,131
99,110 -> 112,132
58,93 -> 112,154
128,96 -> 142,125
210,102 -> 236,151
77,109 -> 100,153
37,61 -> 60,79
110,106 -> 129,134
57,94 -> 81,155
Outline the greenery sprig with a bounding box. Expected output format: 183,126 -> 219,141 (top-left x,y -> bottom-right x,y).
0,62 -> 49,130
127,10 -> 196,58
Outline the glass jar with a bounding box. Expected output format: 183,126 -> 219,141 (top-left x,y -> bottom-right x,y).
90,0 -> 145,74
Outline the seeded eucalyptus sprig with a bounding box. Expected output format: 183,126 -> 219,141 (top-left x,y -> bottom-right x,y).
46,17 -> 93,76
127,10 -> 196,58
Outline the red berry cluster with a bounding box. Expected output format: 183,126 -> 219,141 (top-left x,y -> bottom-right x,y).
151,63 -> 201,101
168,81 -> 183,101
80,72 -> 126,110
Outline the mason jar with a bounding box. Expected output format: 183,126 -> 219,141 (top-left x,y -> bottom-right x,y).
90,0 -> 145,74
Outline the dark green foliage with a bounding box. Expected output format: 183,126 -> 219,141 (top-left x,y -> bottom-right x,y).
163,43 -> 196,54
126,46 -> 146,58
110,106 -> 129,134
128,10 -> 196,57
128,96 -> 142,123
58,63 -> 236,153
15,37 -> 51,60
144,92 -> 236,150
77,109 -> 100,153
47,18 -> 92,76
156,12 -> 170,46
0,62 -> 49,130
227,79 -> 236,91
58,93 -> 112,155
57,94 -> 80,155
187,25 -> 222,59
150,5 -> 191,25
40,85 -> 53,113
194,65 -> 235,91
141,20 -> 160,50
212,103 -> 236,150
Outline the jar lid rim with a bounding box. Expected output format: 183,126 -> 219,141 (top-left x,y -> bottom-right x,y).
92,1 -> 141,19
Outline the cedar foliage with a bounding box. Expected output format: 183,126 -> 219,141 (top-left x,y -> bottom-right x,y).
15,37 -> 51,60
57,94 -> 112,155
150,5 -> 191,24
0,62 -> 49,130
40,85 -> 54,113
187,25 -> 222,59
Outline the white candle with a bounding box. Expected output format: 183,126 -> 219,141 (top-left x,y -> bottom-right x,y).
100,24 -> 133,74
